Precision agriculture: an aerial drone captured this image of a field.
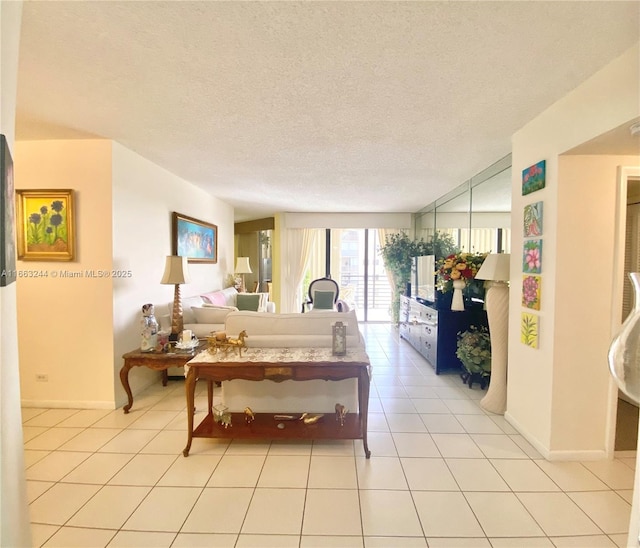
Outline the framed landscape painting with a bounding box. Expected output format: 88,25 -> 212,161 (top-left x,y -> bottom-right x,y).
16,189 -> 75,261
172,212 -> 217,263
0,135 -> 16,286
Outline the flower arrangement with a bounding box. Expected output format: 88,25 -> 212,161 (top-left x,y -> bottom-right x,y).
456,326 -> 491,377
436,252 -> 487,293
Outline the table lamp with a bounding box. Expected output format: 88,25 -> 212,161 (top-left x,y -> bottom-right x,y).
235,257 -> 252,293
475,253 -> 511,414
160,255 -> 191,340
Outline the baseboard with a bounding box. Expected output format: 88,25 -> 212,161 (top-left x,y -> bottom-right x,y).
21,399 -> 116,410
546,449 -> 608,461
614,449 -> 638,458
505,411 -> 609,461
504,411 -> 551,460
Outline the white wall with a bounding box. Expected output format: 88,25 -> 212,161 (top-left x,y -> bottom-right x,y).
14,140 -> 235,409
16,140 -> 116,408
508,43 -> 640,459
111,142 -> 234,405
0,0 -> 32,545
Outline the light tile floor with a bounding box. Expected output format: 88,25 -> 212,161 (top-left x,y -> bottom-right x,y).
23,323 -> 634,547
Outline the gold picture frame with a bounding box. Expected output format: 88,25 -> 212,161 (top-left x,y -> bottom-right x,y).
172,212 -> 217,264
16,189 -> 75,261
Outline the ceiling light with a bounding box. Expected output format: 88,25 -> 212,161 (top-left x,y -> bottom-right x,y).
630,122 -> 640,137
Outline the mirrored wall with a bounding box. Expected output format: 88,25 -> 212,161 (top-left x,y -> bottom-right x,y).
415,154 -> 511,254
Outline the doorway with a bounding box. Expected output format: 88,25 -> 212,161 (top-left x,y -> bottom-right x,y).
615,181 -> 640,450
329,229 -> 392,322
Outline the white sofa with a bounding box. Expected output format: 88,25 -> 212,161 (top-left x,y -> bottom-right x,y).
220,309 -> 366,413
159,287 -> 275,339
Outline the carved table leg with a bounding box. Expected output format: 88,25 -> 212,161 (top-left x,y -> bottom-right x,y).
359,366 -> 372,458
120,362 -> 134,414
161,370 -> 168,387
207,380 -> 214,414
183,366 -> 197,457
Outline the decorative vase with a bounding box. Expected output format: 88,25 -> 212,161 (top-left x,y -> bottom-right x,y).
451,279 -> 465,311
608,272 -> 640,404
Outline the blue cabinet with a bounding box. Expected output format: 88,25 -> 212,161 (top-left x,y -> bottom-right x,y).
399,296 -> 487,374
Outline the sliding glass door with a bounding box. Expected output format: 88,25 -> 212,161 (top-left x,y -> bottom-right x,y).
328,229 -> 392,322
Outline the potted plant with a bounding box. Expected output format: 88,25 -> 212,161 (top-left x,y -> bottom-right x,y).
456,325 -> 491,389
380,231 -> 458,323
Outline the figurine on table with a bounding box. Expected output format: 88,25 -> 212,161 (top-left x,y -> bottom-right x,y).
141,303 -> 159,352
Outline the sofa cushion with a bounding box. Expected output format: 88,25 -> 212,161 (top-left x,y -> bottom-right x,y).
225,310 -> 360,337
236,293 -> 261,311
181,296 -> 205,324
224,310 -> 363,349
203,303 -> 239,311
192,306 -> 233,324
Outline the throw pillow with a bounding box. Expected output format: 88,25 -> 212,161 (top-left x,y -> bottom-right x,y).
192,307 -> 231,324
203,303 -> 239,311
313,290 -> 335,310
236,293 -> 261,311
200,291 -> 227,307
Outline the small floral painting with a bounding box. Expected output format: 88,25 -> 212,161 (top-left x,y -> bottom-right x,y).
521,312 -> 539,348
16,189 -> 75,261
522,274 -> 541,310
522,160 -> 546,196
523,239 -> 542,274
524,201 -> 543,237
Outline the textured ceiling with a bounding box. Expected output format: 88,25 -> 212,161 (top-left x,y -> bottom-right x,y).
16,1 -> 640,221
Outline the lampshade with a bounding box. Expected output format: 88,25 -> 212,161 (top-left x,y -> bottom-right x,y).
475,253 -> 510,282
160,256 -> 191,285
235,257 -> 252,274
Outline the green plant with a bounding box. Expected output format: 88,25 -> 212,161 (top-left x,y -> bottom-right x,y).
456,325 -> 491,376
430,231 -> 459,261
379,232 -> 430,323
379,231 -> 459,323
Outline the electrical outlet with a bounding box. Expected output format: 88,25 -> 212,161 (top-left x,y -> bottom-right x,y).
35,373 -> 48,382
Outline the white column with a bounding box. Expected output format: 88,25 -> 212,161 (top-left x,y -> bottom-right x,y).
481,281 -> 509,414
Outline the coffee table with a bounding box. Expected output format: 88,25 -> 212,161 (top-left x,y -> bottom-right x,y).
182,346 -> 372,458
120,342 -> 205,413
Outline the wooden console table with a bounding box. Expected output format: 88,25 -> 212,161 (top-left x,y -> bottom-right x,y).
182,347 -> 372,458
120,343 -> 205,413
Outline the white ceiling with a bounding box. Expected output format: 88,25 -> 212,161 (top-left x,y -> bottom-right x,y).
15,1 -> 640,221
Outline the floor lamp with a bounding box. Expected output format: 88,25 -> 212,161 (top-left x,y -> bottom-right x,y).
475,253 -> 511,414
160,255 -> 191,340
235,257 -> 252,293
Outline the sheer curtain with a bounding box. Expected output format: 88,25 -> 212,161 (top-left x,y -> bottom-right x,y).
281,228 -> 319,313
378,228 -> 401,297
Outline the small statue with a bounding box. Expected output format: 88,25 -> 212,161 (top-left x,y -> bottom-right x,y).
207,330 -> 248,356
244,407 -> 255,424
335,403 -> 348,426
299,412 -> 324,424
140,303 -> 159,352
302,413 -> 324,425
